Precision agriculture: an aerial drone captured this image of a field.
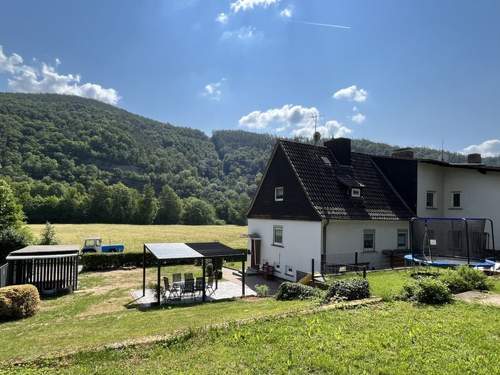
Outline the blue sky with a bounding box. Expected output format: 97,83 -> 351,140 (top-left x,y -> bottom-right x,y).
1,0 -> 500,155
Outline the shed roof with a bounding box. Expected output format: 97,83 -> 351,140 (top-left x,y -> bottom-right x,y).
7,245 -> 80,258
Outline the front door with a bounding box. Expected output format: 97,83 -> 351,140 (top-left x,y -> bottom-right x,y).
251,239 -> 261,268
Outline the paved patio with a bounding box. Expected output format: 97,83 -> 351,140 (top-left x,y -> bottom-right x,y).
131,267 -> 282,307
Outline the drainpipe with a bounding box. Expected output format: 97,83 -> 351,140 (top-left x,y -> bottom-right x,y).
321,219 -> 330,274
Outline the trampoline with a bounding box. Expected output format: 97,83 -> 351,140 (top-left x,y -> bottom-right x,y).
407,217 -> 497,269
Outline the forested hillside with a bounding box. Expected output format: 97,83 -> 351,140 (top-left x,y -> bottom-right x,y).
1,93 -> 498,224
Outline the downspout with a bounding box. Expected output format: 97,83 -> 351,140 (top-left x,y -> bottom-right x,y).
321,219 -> 330,275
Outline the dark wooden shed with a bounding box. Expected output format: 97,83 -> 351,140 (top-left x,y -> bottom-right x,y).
6,245 -> 79,294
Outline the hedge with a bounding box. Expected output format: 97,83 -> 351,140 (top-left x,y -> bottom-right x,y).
81,252 -> 156,271
0,284 -> 40,320
275,282 -> 323,301
324,278 -> 370,302
400,278 -> 452,305
81,252 -> 225,273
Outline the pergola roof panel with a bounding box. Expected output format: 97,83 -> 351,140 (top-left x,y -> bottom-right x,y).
144,243 -> 203,260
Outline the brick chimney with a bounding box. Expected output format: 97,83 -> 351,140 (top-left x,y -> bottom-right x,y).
391,148 -> 414,159
324,138 -> 351,165
467,153 -> 482,164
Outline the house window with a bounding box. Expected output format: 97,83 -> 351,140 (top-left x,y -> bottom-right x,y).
363,230 -> 375,252
451,191 -> 462,209
274,186 -> 284,202
397,229 -> 408,249
273,225 -> 283,246
426,191 -> 436,209
351,188 -> 361,198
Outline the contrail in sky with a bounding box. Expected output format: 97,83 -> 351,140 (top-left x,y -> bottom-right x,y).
291,20 -> 351,30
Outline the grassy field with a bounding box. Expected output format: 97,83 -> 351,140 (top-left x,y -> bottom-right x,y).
27,224 -> 248,252
0,267 -> 310,364
8,301 -> 500,374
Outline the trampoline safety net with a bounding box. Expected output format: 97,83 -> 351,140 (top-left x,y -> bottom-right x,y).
410,218 -> 495,262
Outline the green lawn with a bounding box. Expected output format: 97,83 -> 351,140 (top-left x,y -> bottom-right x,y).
0,268 -> 310,364
9,302 -> 500,374
329,268 -> 500,299
27,224 -> 248,253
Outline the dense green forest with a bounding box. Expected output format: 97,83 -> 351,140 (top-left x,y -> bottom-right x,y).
1,93 -> 498,225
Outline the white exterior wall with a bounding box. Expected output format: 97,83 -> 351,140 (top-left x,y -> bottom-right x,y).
325,220 -> 409,269
417,163 -> 500,238
247,218 -> 322,281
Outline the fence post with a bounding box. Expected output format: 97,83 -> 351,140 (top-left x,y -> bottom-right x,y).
363,266 -> 367,279
311,258 -> 315,286
355,252 -> 358,265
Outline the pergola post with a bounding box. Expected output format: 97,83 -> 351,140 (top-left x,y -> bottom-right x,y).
142,245 -> 146,296
241,259 -> 246,297
157,260 -> 161,306
202,258 -> 206,302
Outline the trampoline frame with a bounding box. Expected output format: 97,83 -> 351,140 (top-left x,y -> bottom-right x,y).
409,217 -> 496,268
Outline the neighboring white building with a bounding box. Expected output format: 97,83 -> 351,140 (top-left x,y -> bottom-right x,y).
247,139 -> 500,281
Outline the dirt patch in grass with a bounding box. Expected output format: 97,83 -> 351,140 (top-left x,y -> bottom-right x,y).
78,297 -> 129,317
455,291 -> 500,307
82,269 -> 142,295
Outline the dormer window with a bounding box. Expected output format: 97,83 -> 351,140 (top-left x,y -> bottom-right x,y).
275,186 -> 284,201
351,188 -> 361,198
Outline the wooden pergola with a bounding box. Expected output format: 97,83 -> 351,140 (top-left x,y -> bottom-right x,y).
142,242 -> 247,305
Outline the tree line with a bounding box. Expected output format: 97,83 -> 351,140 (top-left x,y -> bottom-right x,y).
3,178 -> 250,226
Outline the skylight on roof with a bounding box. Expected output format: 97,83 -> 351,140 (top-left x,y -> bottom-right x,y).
321,156 -> 331,167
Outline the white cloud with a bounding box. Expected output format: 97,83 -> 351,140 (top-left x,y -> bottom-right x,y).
202,78 -> 226,101
463,139 -> 500,157
0,45 -> 120,105
351,113 -> 366,124
221,26 -> 262,41
280,7 -> 293,18
216,12 -> 229,24
230,0 -> 280,13
239,104 -> 352,139
293,119 -> 352,139
333,85 -> 368,102
239,104 -> 318,130
0,46 -> 23,74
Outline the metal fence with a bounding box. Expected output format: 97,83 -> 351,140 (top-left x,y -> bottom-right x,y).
0,263 -> 8,288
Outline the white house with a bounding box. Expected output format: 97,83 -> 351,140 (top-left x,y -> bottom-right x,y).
246,138 -> 500,281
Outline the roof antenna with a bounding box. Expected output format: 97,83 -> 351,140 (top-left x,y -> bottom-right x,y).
312,113 -> 321,145
441,139 -> 445,162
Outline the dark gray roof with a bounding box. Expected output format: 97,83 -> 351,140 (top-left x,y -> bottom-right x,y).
279,140 -> 413,221
418,159 -> 500,172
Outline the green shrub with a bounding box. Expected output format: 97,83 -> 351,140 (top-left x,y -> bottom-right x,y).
0,284 -> 40,320
456,266 -> 491,291
148,282 -> 165,300
275,282 -> 322,301
400,278 -> 452,305
255,284 -> 270,297
38,221 -> 58,245
324,278 -> 370,302
0,226 -> 33,263
439,269 -> 471,294
438,266 -> 491,293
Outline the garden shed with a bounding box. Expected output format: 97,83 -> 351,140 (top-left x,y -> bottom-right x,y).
6,245 -> 80,294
